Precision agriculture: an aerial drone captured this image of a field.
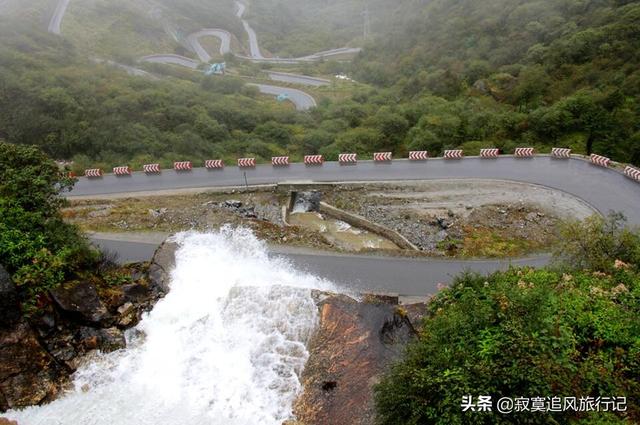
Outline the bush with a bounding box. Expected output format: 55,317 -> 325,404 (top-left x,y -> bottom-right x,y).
375,268 -> 640,424
554,212 -> 640,272
0,142 -> 95,311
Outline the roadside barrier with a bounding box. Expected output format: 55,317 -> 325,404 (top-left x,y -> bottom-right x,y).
624,166 -> 640,182
77,151 -> 638,180
238,157 -> 256,167
373,152 -> 392,162
304,155 -> 324,165
514,147 -> 535,157
205,160 -> 224,169
174,161 -> 193,171
143,164 -> 161,174
339,153 -> 357,164
84,168 -> 103,178
480,148 -> 499,158
272,156 -> 290,166
408,151 -> 428,160
443,149 -> 464,159
590,154 -> 610,168
551,148 -> 571,158
113,166 -> 131,176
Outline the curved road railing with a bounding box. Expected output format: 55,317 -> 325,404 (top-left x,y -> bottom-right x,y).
69,155 -> 640,226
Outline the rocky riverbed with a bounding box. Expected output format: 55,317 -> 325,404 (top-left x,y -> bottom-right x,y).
64,179 -> 598,258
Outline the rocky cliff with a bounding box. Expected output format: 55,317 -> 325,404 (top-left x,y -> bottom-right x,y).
0,241 -> 175,413
292,293 -> 426,425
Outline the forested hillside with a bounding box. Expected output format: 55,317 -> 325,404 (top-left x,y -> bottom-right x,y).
0,0 -> 638,170
348,0 -> 640,162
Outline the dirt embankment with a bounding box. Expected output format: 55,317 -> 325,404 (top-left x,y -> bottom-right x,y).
64,180 -> 598,258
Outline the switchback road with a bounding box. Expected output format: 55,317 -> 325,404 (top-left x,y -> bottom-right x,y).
69,156 -> 640,225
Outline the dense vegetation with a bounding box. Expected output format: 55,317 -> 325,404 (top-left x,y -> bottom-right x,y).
0,142 -> 96,312
1,0 -> 639,170
375,214 -> 640,424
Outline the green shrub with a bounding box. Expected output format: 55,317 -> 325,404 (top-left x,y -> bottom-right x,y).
375,268 -> 640,424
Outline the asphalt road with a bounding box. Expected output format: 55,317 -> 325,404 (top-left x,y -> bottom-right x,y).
70,156 -> 640,225
249,83 -> 317,110
187,29 -> 232,62
90,237 -> 551,296
139,54 -> 200,69
48,0 -> 70,34
268,71 -> 330,87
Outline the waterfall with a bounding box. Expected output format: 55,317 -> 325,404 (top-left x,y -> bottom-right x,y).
8,227 -> 335,425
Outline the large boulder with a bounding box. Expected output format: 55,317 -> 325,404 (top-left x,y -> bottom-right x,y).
293,293 -> 419,425
50,281 -> 109,324
0,266 -> 21,328
0,323 -> 64,410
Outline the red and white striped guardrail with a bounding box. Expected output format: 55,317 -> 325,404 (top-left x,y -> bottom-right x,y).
590,154 -> 610,168
339,153 -> 357,164
143,163 -> 161,174
443,149 -> 464,159
205,160 -> 224,169
480,148 -> 499,158
373,152 -> 392,162
174,161 -> 193,171
304,155 -> 324,165
113,166 -> 131,176
514,147 -> 535,157
624,166 -> 640,182
238,157 -> 256,167
84,168 -> 103,178
272,156 -> 290,166
551,148 -> 571,158
408,151 -> 428,160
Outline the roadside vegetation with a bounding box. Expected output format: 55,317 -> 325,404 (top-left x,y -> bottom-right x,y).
0,142 -> 131,314
375,212 -> 640,424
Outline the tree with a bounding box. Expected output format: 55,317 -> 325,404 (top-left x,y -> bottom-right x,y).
0,142 -> 93,311
554,212 -> 640,272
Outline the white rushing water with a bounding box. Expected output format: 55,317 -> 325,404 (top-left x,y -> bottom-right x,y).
8,227 -> 335,425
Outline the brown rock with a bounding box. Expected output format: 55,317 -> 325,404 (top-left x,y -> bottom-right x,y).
50,281 -> 109,324
0,323 -> 64,410
0,417 -> 18,424
293,294 -> 418,425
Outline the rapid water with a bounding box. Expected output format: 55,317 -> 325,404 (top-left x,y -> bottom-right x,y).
8,227 -> 335,425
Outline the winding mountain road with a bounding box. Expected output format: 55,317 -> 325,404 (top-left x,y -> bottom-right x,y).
248,83 -> 317,110
186,29 -> 232,62
70,156 -> 640,224
48,0 -> 70,35
81,156 -> 640,294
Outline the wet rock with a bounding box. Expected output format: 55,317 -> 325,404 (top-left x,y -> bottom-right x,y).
293,294 -> 419,425
0,323 -> 65,410
293,191 -> 322,213
122,282 -> 152,303
0,418 -> 18,424
50,282 -> 110,324
148,241 -> 177,294
116,302 -> 136,327
77,327 -> 125,353
0,266 -> 21,328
